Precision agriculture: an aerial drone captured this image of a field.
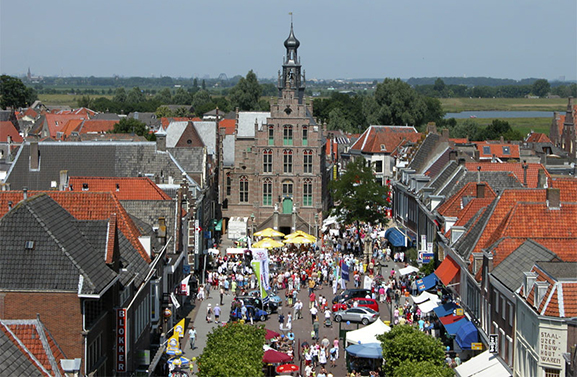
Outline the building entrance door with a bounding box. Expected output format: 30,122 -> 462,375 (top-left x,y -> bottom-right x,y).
282,198 -> 293,214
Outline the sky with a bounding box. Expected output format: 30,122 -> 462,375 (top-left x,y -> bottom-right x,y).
1,0 -> 576,81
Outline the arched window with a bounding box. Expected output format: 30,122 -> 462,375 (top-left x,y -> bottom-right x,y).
226,173 -> 232,195
303,149 -> 313,174
283,149 -> 293,173
239,176 -> 248,203
263,149 -> 273,173
283,125 -> 293,146
303,178 -> 313,206
263,178 -> 272,206
302,125 -> 308,146
282,180 -> 294,198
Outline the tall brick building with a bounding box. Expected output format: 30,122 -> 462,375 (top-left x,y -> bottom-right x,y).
221,23 -> 328,236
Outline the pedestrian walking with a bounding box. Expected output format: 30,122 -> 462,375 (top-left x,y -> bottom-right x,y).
188,326 -> 197,350
206,304 -> 212,323
214,304 -> 221,323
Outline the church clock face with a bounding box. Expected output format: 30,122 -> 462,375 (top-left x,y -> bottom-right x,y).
284,106 -> 292,115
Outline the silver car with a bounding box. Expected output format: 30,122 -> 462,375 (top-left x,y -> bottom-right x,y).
333,307 -> 379,325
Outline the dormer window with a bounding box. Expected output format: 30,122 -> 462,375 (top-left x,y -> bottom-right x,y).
483,146 -> 491,155
380,144 -> 386,151
25,240 -> 35,250
502,146 -> 510,155
82,183 -> 89,191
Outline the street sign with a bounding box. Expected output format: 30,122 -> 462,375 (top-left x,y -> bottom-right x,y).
455,308 -> 464,316
471,342 -> 483,350
489,334 -> 498,353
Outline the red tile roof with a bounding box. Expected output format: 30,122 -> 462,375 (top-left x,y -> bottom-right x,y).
76,119 -> 118,135
474,142 -> 520,159
1,321 -> 66,375
0,120 -> 23,143
219,119 -> 236,135
437,181 -> 496,217
43,114 -> 86,138
526,132 -> 551,143
523,264 -> 577,317
0,191 -> 151,263
67,176 -> 171,200
350,126 -> 422,154
450,138 -> 469,144
59,118 -> 83,138
464,162 -> 550,188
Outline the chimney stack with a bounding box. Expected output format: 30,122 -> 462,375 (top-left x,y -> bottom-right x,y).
23,187 -> 28,200
156,131 -> 166,151
477,166 -> 481,183
59,170 -> 69,191
522,160 -> 528,187
477,182 -> 486,198
30,141 -> 39,170
546,188 -> 561,209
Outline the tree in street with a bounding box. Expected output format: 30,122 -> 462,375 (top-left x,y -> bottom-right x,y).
0,75 -> 37,109
377,325 -> 450,377
329,158 -> 390,226
229,70 -> 263,111
110,117 -> 155,140
198,322 -> 265,377
393,360 -> 454,377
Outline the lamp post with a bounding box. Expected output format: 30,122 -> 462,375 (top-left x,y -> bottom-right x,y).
250,213 -> 255,239
314,213 -> 319,239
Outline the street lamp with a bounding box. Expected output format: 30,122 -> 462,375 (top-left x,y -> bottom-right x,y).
250,213 -> 255,238
314,213 -> 319,239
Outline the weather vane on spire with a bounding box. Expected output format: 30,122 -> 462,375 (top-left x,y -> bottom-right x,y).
289,12 -> 293,24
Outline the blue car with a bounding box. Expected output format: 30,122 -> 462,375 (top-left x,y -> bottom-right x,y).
230,304 -> 268,322
249,290 -> 283,307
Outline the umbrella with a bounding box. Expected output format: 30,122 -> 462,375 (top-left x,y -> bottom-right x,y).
254,227 -> 285,237
284,230 -> 315,241
165,347 -> 183,356
283,235 -> 314,244
167,356 -> 190,366
276,364 -> 299,373
265,328 -> 281,340
345,343 -> 383,359
253,238 -> 284,248
263,349 -> 292,363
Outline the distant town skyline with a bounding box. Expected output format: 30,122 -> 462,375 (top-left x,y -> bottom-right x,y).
1,0 -> 576,81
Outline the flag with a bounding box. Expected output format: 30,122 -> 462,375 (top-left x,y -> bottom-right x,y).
174,318 -> 185,338
341,261 -> 350,282
180,275 -> 191,296
167,331 -> 180,350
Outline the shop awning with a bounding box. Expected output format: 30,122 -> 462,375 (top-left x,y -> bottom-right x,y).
434,256 -> 460,286
417,273 -> 439,292
417,298 -> 442,314
384,227 -> 409,247
411,291 -> 439,304
456,321 -> 478,350
443,317 -> 469,336
433,302 -> 459,318
439,314 -> 465,327
455,350 -> 512,377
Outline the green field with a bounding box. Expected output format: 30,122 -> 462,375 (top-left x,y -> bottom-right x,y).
38,94 -> 113,108
455,117 -> 552,136
440,97 -> 567,112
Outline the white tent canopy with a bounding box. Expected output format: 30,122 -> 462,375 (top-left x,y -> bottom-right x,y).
345,319 -> 391,345
417,298 -> 442,314
411,291 -> 439,304
455,350 -> 512,377
399,266 -> 419,276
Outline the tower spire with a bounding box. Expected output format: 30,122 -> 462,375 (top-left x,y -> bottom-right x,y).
279,17 -> 305,103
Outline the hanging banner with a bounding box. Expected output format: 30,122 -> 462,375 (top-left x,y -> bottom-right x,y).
251,248 -> 268,261
251,260 -> 268,302
116,308 -> 127,373
180,275 -> 191,296
341,261 -> 350,281
174,318 -> 185,338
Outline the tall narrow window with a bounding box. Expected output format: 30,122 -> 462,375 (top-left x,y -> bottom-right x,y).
263,149 -> 272,173
302,125 -> 308,146
303,149 -> 313,173
282,181 -> 293,198
239,176 -> 248,203
283,149 -> 293,173
226,173 -> 231,196
303,178 -> 313,206
268,125 -> 274,146
283,125 -> 293,146
263,178 -> 272,206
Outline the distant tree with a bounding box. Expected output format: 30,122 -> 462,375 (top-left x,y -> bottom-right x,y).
110,117 -> 154,140
378,325 -> 448,377
328,108 -> 351,131
202,79 -> 206,90
532,79 -> 550,98
452,119 -> 480,140
212,96 -> 232,113
155,105 -> 174,118
198,322 -> 265,377
229,70 -> 263,111
433,78 -> 447,97
261,83 -> 277,97
113,87 -> 127,103
329,158 -> 390,226
154,88 -> 172,104
126,87 -> 146,103
193,77 -> 199,89
173,87 -> 192,105
76,95 -> 93,108
192,90 -> 211,112
0,75 -> 37,109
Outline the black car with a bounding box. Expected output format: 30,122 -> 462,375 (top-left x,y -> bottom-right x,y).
332,288 -> 372,304
235,295 -> 278,314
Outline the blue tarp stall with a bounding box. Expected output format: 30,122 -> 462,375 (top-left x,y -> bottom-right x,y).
456,321 -> 479,350
443,317 -> 469,336
345,343 -> 383,359
417,273 -> 439,292
384,227 -> 409,247
433,302 -> 459,318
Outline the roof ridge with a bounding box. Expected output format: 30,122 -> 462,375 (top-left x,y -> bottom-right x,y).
34,320 -> 61,376
557,283 -> 565,317
0,321 -> 52,376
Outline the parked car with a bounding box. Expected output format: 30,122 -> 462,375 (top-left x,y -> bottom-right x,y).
332,298 -> 379,312
235,295 -> 278,314
230,304 -> 268,322
333,307 -> 379,325
249,290 -> 283,307
332,289 -> 372,304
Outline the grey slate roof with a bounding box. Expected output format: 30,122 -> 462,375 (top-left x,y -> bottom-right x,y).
454,197 -> 498,260
436,170 -> 523,198
0,326 -> 44,377
0,194 -> 117,294
491,239 -> 557,292
192,121 -> 217,154
5,142 -> 198,191
427,161 -> 460,191
535,261 -> 577,280
237,112 -> 270,138
408,133 -> 442,173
